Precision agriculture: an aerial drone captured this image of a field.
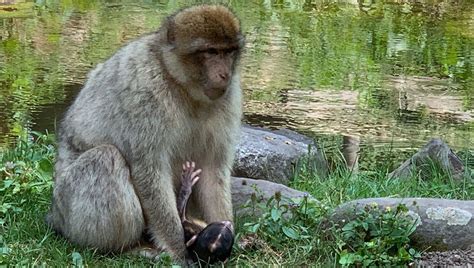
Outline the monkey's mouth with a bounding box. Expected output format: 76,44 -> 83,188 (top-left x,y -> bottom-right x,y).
204,87 -> 227,100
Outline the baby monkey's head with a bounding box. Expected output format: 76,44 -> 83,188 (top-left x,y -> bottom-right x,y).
186,220 -> 234,264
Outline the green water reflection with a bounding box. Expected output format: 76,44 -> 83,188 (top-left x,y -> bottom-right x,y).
0,0 -> 473,154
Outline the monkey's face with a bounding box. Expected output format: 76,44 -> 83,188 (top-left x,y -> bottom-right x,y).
163,4 -> 245,102
174,38 -> 243,102
196,47 -> 239,100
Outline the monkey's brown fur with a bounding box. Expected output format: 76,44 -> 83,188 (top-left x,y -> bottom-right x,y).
45,4 -> 244,263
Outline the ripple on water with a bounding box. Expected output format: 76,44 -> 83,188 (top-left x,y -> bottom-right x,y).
0,1 -> 473,155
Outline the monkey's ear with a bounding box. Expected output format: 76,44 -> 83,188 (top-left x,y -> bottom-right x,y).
186,235 -> 198,247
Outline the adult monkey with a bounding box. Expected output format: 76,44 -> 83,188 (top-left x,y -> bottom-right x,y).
45,4 -> 244,263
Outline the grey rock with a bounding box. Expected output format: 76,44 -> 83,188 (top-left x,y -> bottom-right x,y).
270,128 -> 314,144
332,198 -> 474,251
389,138 -> 466,180
233,126 -> 327,185
231,177 -> 314,216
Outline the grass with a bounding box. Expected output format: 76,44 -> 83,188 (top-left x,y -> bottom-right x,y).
1,132 -> 472,267
292,157 -> 473,206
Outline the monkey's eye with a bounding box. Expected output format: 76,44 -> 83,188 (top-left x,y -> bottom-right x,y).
223,48 -> 236,55
206,48 -> 218,55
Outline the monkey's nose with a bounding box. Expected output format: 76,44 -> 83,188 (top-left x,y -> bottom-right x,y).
219,73 -> 229,81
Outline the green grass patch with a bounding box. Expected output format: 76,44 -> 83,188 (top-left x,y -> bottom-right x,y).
291,150 -> 473,206
1,132 -> 472,266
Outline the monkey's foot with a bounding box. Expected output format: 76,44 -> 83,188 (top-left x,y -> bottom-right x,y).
177,161 -> 202,222
129,244 -> 164,260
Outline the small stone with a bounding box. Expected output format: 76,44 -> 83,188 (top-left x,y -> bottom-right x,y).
452,254 -> 461,262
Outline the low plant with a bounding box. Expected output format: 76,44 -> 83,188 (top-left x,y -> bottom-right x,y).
336,203 -> 421,267
232,189 -> 336,265
0,131 -> 55,226
241,191 -> 327,246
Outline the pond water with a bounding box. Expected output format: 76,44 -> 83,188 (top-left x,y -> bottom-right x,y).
0,0 -> 473,163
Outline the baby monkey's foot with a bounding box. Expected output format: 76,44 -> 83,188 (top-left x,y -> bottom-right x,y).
177,161 -> 202,222
181,161 -> 202,191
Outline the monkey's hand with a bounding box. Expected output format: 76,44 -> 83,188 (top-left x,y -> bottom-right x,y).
177,161 -> 201,221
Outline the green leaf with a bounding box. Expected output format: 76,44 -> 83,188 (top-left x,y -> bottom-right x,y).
271,208 -> 281,222
38,158 -> 53,175
71,252 -> 83,267
409,247 -> 421,258
0,247 -> 10,254
362,221 -> 369,231
282,226 -> 299,240
396,204 -> 409,213
365,241 -> 375,248
363,259 -> 373,266
2,180 -> 14,189
342,223 -> 355,231
339,250 -> 356,265
249,223 -> 260,233
157,252 -> 173,266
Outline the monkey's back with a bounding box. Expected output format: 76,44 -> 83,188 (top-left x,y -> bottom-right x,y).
56,34 -> 172,171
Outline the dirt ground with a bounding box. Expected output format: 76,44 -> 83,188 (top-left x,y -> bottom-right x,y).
415,249 -> 473,267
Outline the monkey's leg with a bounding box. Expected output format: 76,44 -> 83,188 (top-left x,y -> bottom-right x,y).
130,162 -> 189,262
194,167 -> 233,224
47,144 -> 145,252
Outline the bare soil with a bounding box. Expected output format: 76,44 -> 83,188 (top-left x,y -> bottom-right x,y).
416,249 -> 473,267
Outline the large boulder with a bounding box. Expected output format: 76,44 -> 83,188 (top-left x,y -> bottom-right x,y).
332,198 -> 474,251
389,138 -> 467,180
233,125 -> 327,185
231,177 -> 314,216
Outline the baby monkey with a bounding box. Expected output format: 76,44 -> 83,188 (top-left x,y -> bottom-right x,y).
177,162 -> 234,264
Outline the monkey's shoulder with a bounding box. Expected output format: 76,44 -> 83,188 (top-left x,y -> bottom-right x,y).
87,34 -> 160,82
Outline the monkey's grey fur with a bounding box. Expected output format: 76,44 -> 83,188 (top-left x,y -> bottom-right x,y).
46,6 -> 243,262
